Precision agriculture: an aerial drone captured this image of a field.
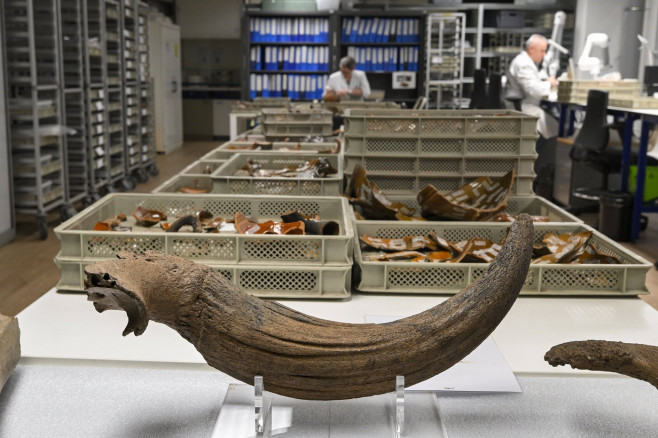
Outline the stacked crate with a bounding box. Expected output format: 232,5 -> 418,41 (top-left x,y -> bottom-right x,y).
352,221 -> 651,296
557,79 -> 642,106
261,108 -> 333,139
343,109 -> 539,195
55,134 -> 351,298
342,109 -> 652,296
54,194 -> 354,299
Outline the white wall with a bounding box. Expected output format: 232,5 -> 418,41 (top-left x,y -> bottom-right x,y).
177,0 -> 242,39
574,0 -> 646,78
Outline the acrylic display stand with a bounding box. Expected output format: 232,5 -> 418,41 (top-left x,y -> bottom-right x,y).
212,376 -> 446,438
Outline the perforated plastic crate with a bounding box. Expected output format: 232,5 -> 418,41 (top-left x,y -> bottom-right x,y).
262,122 -> 334,138
558,79 -> 641,92
204,140 -> 340,160
349,195 -> 582,224
180,160 -> 227,176
261,107 -> 333,123
261,108 -> 333,138
352,171 -> 535,196
609,97 -> 658,109
211,153 -> 343,196
55,193 -> 353,265
321,101 -> 401,113
55,256 -> 351,298
344,136 -> 536,156
353,222 -> 650,296
344,154 -> 538,176
151,175 -> 213,194
344,109 -> 538,138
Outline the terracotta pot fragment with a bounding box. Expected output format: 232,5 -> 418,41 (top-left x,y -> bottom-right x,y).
133,206 -> 167,227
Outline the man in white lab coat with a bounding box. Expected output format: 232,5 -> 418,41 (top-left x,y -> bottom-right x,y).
323,56 -> 371,102
507,34 -> 558,138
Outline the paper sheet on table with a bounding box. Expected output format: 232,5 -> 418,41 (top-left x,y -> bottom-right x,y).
365,315 -> 522,393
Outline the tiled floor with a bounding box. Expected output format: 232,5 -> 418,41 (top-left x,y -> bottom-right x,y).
0,141 -> 656,316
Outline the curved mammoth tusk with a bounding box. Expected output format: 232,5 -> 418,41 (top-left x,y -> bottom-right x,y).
83,214 -> 534,400
545,340 -> 658,389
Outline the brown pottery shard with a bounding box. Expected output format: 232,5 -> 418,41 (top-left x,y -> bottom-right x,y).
132,206 -> 167,227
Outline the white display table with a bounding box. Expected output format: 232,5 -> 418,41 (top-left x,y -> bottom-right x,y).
1,289 -> 657,437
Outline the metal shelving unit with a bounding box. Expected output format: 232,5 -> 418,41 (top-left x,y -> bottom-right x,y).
3,0 -> 67,239
104,0 -> 127,190
336,11 -> 426,104
120,0 -> 139,188
137,3 -> 156,176
83,0 -> 110,200
242,11 -> 334,101
425,12 -> 466,109
59,0 -> 88,216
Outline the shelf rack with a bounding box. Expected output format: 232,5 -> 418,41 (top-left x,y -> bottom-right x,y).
83,0 -> 111,200
59,0 -> 88,216
104,0 -> 127,189
336,10 -> 426,104
242,11 -> 334,101
425,12 -> 466,109
2,0 -> 67,238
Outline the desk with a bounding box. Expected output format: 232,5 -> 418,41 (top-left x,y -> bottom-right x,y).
555,101 -> 658,240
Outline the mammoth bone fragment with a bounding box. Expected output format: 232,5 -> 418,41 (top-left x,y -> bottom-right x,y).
84,214 -> 534,401
545,340 -> 658,389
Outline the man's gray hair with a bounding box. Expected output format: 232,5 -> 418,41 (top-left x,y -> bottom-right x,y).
525,34 -> 548,50
339,56 -> 357,70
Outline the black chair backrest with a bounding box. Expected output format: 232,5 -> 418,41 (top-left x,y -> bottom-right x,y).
573,89 -> 609,154
469,69 -> 487,109
485,73 -> 506,109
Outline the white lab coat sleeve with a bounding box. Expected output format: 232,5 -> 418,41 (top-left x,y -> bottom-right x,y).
511,62 -> 551,100
358,71 -> 371,98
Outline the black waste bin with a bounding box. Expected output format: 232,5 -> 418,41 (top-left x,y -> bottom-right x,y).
598,191 -> 632,242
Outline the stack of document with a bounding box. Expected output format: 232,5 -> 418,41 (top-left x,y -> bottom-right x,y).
250,46 -> 330,72
341,17 -> 420,43
249,74 -> 328,100
250,17 -> 330,43
346,46 -> 418,72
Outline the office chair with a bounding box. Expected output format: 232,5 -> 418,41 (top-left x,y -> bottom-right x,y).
569,89 -> 658,208
485,73 -> 506,109
469,69 -> 487,109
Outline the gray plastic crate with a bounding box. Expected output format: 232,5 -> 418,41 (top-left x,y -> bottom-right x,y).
349,195 -> 582,224
204,140 -> 340,160
344,109 -> 538,138
321,101 -> 401,114
261,108 -> 333,138
55,256 -> 351,298
181,160 -> 227,176
211,153 -> 343,196
353,222 -> 650,296
344,136 -> 537,156
261,107 -> 333,123
344,154 -> 538,176
151,175 -> 214,194
355,171 -> 536,196
263,121 -> 334,138
55,193 -> 354,265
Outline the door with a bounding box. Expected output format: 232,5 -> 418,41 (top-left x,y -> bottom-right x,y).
163,23 -> 183,152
